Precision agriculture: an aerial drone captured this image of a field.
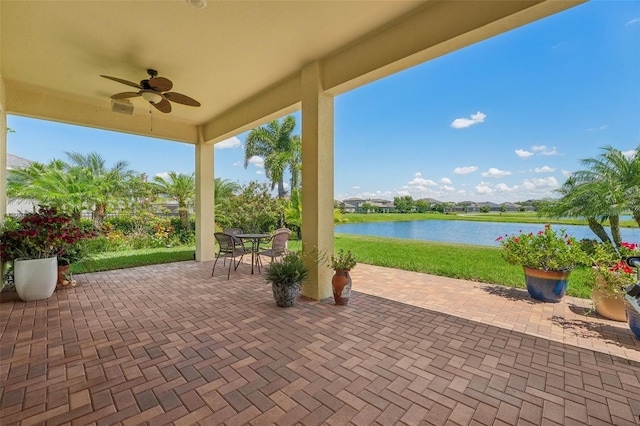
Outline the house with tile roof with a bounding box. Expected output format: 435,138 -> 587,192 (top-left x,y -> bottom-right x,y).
6,153 -> 38,215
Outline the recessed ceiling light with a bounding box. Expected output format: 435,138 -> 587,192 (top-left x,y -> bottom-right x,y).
187,0 -> 207,9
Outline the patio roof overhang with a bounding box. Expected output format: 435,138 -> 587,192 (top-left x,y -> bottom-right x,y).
0,0 -> 585,299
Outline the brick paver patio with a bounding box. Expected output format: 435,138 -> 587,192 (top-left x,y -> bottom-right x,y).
1,260 -> 640,425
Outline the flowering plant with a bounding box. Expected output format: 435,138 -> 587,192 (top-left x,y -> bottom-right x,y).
496,224 -> 588,271
589,241 -> 640,295
0,208 -> 96,264
329,249 -> 357,271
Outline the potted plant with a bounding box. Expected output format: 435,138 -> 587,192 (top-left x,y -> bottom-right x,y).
497,224 -> 588,302
264,250 -> 310,307
329,249 -> 357,305
0,207 -> 95,301
588,241 -> 640,321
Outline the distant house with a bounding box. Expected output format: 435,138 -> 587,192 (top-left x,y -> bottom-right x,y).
6,153 -> 38,215
340,198 -> 395,213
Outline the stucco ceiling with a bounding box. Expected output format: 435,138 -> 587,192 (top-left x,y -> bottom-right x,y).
1,0 -> 584,144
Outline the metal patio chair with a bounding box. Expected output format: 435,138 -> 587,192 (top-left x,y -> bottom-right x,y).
211,232 -> 246,279
257,228 -> 291,269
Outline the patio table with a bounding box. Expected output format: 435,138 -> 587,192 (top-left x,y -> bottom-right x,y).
237,233 -> 270,274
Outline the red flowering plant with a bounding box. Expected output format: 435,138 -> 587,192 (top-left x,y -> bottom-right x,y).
496,224 -> 588,271
589,241 -> 640,295
0,207 -> 96,265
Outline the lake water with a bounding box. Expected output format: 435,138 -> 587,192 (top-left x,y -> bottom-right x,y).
335,220 -> 640,247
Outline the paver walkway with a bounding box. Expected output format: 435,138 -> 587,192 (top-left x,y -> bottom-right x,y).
1,260 -> 639,425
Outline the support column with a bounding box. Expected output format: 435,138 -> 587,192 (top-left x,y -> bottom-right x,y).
300,62 -> 334,300
195,133 -> 215,262
0,76 -> 6,223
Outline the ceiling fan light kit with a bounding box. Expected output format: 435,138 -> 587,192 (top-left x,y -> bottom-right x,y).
101,69 -> 201,114
141,91 -> 163,105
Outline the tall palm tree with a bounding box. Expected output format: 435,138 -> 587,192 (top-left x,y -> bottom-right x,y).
542,145 -> 640,245
153,172 -> 195,230
65,152 -> 134,229
244,115 -> 301,198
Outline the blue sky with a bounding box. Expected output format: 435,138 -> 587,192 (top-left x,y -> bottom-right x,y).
7,1 -> 640,204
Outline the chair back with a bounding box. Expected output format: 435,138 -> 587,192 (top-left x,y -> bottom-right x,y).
215,232 -> 235,252
271,230 -> 291,254
224,228 -> 244,245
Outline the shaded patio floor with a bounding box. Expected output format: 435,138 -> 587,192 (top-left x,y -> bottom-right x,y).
1,260 -> 640,425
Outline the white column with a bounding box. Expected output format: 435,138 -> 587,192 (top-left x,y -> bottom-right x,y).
195,136 -> 215,261
0,76 -> 6,223
301,62 -> 334,300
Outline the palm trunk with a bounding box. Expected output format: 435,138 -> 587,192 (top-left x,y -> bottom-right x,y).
587,217 -> 611,244
633,209 -> 640,229
93,203 -> 107,231
609,214 -> 621,247
179,203 -> 189,231
277,179 -> 285,198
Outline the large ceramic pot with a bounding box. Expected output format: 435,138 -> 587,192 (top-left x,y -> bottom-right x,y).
271,282 -> 301,307
625,301 -> 640,340
14,256 -> 58,302
332,270 -> 352,305
523,267 -> 571,303
592,270 -> 626,322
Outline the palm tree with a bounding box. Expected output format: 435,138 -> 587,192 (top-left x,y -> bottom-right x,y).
214,178 -> 240,207
244,115 -> 301,198
542,145 -> 640,245
153,172 -> 195,230
64,152 -> 134,229
7,160 -> 92,220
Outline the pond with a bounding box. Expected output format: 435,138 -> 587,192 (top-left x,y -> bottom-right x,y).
335,220 -> 640,247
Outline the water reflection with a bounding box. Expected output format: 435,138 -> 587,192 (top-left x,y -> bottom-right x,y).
335,220 -> 640,247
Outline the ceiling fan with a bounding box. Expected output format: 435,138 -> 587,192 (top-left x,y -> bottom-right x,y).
100,69 -> 201,113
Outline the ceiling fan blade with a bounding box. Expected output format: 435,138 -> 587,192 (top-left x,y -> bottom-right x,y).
100,75 -> 142,89
152,98 -> 172,113
111,92 -> 141,99
164,92 -> 201,107
149,76 -> 172,92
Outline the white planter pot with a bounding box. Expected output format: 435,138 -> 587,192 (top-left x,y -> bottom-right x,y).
14,257 -> 57,302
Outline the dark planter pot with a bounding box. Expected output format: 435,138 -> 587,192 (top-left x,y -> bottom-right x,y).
271,282 -> 301,307
523,267 -> 571,303
626,301 -> 640,340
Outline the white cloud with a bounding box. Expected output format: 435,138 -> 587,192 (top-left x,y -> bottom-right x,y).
214,137 -> 241,150
495,183 -> 517,192
561,169 -> 572,177
155,171 -> 170,180
481,167 -> 512,178
521,177 -> 560,190
515,149 -> 534,158
450,111 -> 486,129
587,125 -> 608,132
623,150 -> 637,160
352,186 -> 360,189
247,155 -> 264,168
441,177 -> 452,184
408,172 -> 437,187
233,161 -> 242,167
475,183 -> 493,194
534,166 -> 555,173
531,145 -> 559,156
256,170 -> 264,175
626,17 -> 640,26
454,166 -> 478,175
441,185 -> 455,192
457,190 -> 466,195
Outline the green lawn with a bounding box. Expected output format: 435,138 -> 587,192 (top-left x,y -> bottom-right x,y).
70,235 -> 595,299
